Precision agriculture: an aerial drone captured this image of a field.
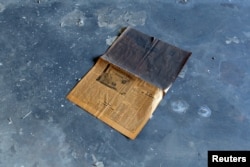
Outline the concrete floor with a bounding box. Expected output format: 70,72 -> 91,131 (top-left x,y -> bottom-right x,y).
0,0 -> 250,166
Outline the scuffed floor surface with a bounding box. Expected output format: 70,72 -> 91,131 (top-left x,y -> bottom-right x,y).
0,0 -> 250,166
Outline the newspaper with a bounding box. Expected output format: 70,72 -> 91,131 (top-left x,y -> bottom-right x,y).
67,27 -> 191,139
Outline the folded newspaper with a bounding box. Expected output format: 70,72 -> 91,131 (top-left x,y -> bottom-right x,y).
67,27 -> 191,139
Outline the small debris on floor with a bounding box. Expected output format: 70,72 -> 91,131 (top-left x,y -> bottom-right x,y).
177,0 -> 189,4
21,111 -> 32,119
198,105 -> 212,118
92,154 -> 104,167
60,10 -> 85,27
225,36 -> 240,44
170,100 -> 189,114
106,36 -> 117,46
93,161 -> 104,167
8,117 -> 13,124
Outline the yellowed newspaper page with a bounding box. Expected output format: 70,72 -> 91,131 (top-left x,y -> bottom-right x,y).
67,58 -> 163,139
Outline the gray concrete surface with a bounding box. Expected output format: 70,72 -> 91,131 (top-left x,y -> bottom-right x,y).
0,0 -> 250,166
